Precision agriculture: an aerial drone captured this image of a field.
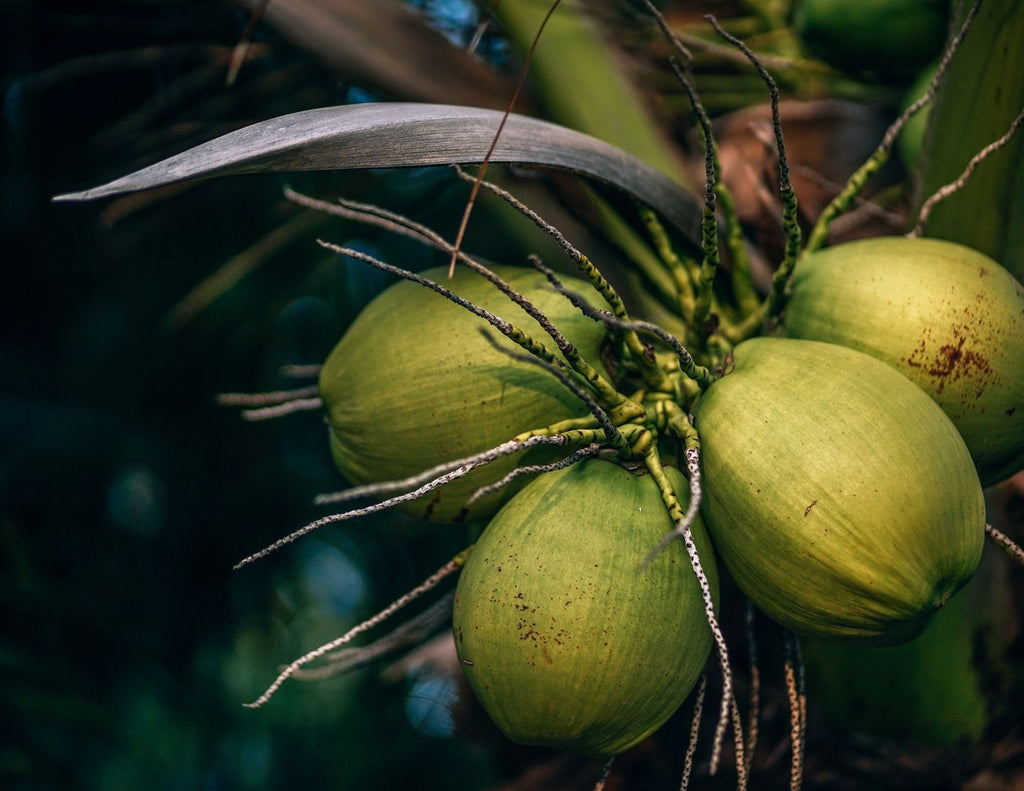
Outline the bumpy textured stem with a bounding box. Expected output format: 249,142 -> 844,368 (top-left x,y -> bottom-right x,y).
644,445 -> 743,780
670,59 -> 720,339
455,166 -> 667,388
638,205 -> 697,323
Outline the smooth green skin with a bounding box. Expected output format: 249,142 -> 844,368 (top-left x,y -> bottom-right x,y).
784,237 -> 1024,486
319,265 -> 609,522
802,575 -> 986,747
453,460 -> 717,757
694,337 -> 984,644
794,0 -> 949,80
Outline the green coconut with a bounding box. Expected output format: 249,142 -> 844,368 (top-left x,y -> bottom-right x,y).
793,0 -> 950,81
319,265 -> 609,522
453,459 -> 716,757
694,337 -> 985,644
784,236 -> 1024,485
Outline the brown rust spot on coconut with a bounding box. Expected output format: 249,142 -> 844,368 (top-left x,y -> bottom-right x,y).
903,322 -> 994,397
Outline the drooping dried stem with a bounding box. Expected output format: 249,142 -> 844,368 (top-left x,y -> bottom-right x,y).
783,631 -> 806,791
461,443 -> 604,512
240,398 -> 324,421
985,523 -> 1024,566
278,363 -> 322,378
593,756 -> 616,791
244,553 -> 466,707
744,601 -> 761,775
644,448 -> 743,780
290,591 -> 455,681
679,674 -> 707,791
216,381 -> 322,420
234,434 -> 569,569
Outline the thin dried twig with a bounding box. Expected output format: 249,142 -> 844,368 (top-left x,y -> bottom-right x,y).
244,555 -> 464,707
910,105 -> 1024,236
290,592 -> 455,682
680,675 -> 707,791
234,434 -> 568,569
986,523 -> 1024,566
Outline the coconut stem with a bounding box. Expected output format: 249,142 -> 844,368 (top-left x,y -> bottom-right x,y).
704,15 -> 801,329
243,551 -> 467,707
478,328 -> 631,452
803,0 -> 982,254
669,58 -> 721,341
316,240 -> 624,410
637,205 -> 699,325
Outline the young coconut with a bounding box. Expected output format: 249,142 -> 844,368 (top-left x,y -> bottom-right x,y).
783,236 -> 1024,486
694,337 -> 985,645
453,458 -> 717,757
319,263 -> 612,522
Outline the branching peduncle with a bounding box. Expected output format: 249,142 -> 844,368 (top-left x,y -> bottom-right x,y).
803,0 -> 982,253
526,254 -> 672,390
535,261 -> 713,391
316,240 -> 626,409
670,58 -> 720,340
